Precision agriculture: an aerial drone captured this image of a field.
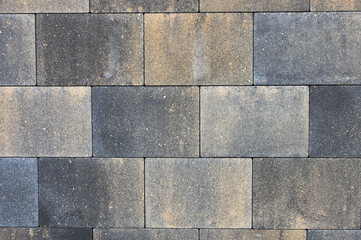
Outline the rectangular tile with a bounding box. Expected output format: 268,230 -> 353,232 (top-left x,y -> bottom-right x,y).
311,0 -> 361,11
92,87 -> 199,157
253,158 -> 361,229
37,14 -> 143,86
254,13 -> 361,85
201,229 -> 306,240
145,13 -> 253,85
94,229 -> 199,240
308,230 -> 361,240
0,228 -> 92,240
201,86 -> 309,157
0,0 -> 88,13
145,158 -> 252,228
310,86 -> 361,157
91,0 -> 198,12
0,87 -> 91,157
0,15 -> 35,85
0,158 -> 38,227
39,158 -> 144,227
201,0 -> 309,12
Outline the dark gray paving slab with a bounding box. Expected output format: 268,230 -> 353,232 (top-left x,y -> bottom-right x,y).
39,158 -> 144,227
254,13 -> 361,85
91,0 -> 198,12
253,158 -> 361,229
0,228 -> 92,240
0,0 -> 88,13
0,15 -> 35,85
145,13 -> 253,85
92,87 -> 199,157
200,229 -> 306,240
94,229 -> 198,240
311,0 -> 361,11
145,158 -> 252,228
201,0 -> 309,12
308,230 -> 361,240
201,86 -> 309,157
310,86 -> 361,157
0,158 -> 38,227
37,14 -> 143,86
0,87 -> 91,157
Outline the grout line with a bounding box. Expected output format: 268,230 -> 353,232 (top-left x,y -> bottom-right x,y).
308,86 -> 311,158
91,86 -> 94,157
198,228 -> 201,240
91,227 -> 94,239
251,157 -> 253,229
309,0 -> 311,12
199,87 -> 201,157
198,0 -> 201,12
252,13 -> 255,86
143,13 -> 146,86
2,156 -> 360,159
37,157 -> 40,227
0,84 -> 360,87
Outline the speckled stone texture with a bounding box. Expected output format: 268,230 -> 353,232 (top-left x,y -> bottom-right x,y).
254,13 -> 361,85
0,228 -> 92,240
0,87 -> 91,157
200,229 -> 306,240
145,13 -> 253,85
37,14 -> 143,86
0,15 -> 35,85
145,158 -> 252,228
308,230 -> 361,240
253,158 -> 361,229
0,158 -> 38,227
39,158 -> 144,227
92,87 -> 199,157
201,86 -> 309,157
94,229 -> 199,240
310,86 -> 361,157
91,0 -> 198,12
0,0 -> 88,13
311,0 -> 361,11
201,0 -> 309,12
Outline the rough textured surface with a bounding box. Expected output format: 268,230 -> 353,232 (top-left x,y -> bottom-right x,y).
0,228 -> 92,240
253,158 -> 361,229
254,13 -> 361,85
310,86 -> 361,157
145,158 -> 252,228
0,0 -> 88,13
200,229 -> 306,240
0,15 -> 35,85
91,0 -> 198,12
201,0 -> 309,12
201,86 -> 309,157
92,87 -> 199,157
0,158 -> 38,227
94,229 -> 199,240
311,0 -> 361,11
0,87 -> 91,157
145,13 -> 253,85
308,230 -> 361,240
39,158 -> 144,227
37,14 -> 143,86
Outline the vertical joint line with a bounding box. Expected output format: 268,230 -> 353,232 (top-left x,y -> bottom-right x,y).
37,157 -> 40,227
252,13 -> 255,86
91,86 -> 94,157
198,0 -> 201,12
308,86 -> 310,158
143,13 -> 146,86
199,87 -> 201,157
198,228 -> 200,240
251,157 -> 253,229
35,14 -> 38,86
144,158 -> 146,228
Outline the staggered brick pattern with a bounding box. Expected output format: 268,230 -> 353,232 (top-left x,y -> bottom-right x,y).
0,1 -> 360,240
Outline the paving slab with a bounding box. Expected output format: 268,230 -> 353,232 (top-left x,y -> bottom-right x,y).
39,158 -> 144,227
311,0 -> 361,11
0,0 -> 88,13
0,228 -> 92,240
37,14 -> 143,86
94,229 -> 198,240
200,229 -> 306,240
308,230 -> 361,240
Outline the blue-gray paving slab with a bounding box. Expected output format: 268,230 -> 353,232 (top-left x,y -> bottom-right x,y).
310,86 -> 361,157
201,86 -> 309,157
253,158 -> 361,229
39,158 -> 144,227
308,230 -> 361,240
0,15 -> 35,85
92,87 -> 199,157
93,229 -> 199,240
254,13 -> 361,85
37,14 -> 143,86
0,158 -> 38,227
90,0 -> 198,12
0,228 -> 92,240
